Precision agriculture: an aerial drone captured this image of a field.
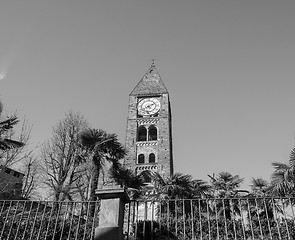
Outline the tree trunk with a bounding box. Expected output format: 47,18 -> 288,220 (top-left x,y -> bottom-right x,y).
90,163 -> 99,201
89,163 -> 100,216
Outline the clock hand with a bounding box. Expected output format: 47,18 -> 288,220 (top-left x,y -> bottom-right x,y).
146,103 -> 155,109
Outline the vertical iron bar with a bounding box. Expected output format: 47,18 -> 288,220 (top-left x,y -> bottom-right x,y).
82,201 -> 91,240
126,202 -> 131,240
7,200 -> 20,239
254,198 -> 263,239
175,200 -> 178,236
132,200 -> 136,238
21,200 -> 34,240
281,198 -> 290,239
263,198 -> 272,240
52,201 -> 62,240
90,201 -> 99,240
190,199 -> 194,240
151,201 -> 154,240
290,197 -> 295,234
272,198 -> 282,240
135,201 -> 139,239
222,199 -> 228,240
0,201 -> 5,214
230,199 -> 237,240
36,201 -> 49,240
215,198 -> 219,240
0,200 -> 12,238
206,199 -> 211,239
59,201 -> 70,240
238,199 -> 246,240
159,201 -> 162,238
143,202 -> 146,240
183,199 -> 186,239
167,200 -> 170,238
44,201 -> 55,239
74,202 -> 84,240
67,201 -> 76,240
132,200 -> 136,228
0,200 -> 5,238
198,199 -> 202,240
13,201 -> 27,240
246,198 -> 254,239
28,201 -> 42,240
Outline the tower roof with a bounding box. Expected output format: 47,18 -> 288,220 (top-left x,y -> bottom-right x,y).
130,62 -> 168,96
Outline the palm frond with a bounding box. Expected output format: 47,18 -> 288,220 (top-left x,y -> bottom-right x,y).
289,148 -> 295,167
251,177 -> 268,188
0,139 -> 25,150
0,116 -> 19,131
272,162 -> 289,172
270,171 -> 294,196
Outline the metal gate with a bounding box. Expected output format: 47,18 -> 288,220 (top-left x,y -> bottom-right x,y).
1,198 -> 295,239
0,200 -> 100,240
124,198 -> 295,240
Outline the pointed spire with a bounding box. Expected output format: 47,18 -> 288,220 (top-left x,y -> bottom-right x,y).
130,61 -> 168,96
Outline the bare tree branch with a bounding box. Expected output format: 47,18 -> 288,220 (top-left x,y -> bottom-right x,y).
40,112 -> 90,201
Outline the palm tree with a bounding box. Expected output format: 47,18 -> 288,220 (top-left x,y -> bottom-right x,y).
79,128 -> 126,201
110,160 -> 145,200
270,148 -> 295,197
208,172 -> 244,220
152,172 -> 194,200
0,101 -> 24,157
190,179 -> 211,198
250,177 -> 269,197
208,172 -> 244,198
248,178 -> 275,221
0,117 -> 24,151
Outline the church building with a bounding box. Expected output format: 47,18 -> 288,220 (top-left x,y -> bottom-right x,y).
124,62 -> 174,181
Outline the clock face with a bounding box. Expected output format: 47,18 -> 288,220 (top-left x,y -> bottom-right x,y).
138,98 -> 161,116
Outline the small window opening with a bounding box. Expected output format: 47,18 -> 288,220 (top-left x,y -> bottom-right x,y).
137,127 -> 147,141
148,126 -> 157,141
149,153 -> 156,163
138,154 -> 145,164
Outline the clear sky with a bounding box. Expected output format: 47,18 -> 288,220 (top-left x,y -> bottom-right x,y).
1,0 -> 295,190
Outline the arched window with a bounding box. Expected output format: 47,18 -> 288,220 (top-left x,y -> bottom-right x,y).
149,153 -> 156,163
137,126 -> 147,141
138,154 -> 145,164
148,126 -> 157,141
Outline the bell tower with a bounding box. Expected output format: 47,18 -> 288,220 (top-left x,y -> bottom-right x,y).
124,62 -> 173,180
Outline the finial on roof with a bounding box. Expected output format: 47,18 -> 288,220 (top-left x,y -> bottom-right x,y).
148,59 -> 156,74
151,58 -> 155,67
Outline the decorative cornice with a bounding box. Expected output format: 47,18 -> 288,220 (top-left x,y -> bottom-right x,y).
136,141 -> 158,147
135,164 -> 157,171
137,118 -> 159,125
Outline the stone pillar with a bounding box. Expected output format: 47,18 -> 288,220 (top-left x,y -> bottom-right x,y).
94,161 -> 130,240
95,188 -> 129,240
